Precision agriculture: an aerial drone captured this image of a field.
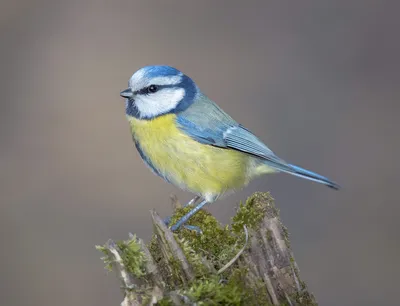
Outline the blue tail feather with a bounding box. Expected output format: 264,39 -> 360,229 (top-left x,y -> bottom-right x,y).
282,164 -> 340,190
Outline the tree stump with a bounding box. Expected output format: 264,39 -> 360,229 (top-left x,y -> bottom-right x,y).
96,192 -> 317,305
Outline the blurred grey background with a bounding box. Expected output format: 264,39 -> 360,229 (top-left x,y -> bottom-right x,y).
1,1 -> 399,305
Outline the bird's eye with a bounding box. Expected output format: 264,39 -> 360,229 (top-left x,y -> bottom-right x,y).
148,85 -> 158,93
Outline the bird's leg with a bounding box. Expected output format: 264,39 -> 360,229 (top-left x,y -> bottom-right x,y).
184,195 -> 200,207
180,196 -> 203,233
170,199 -> 208,231
163,196 -> 200,226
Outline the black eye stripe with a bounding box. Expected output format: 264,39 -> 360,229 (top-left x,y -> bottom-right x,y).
135,87 -> 149,95
134,84 -> 180,95
134,85 -> 158,95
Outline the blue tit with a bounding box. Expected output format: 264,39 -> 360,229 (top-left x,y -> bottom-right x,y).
120,65 -> 339,231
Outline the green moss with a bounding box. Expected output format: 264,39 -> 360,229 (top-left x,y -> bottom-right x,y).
116,235 -> 147,278
147,193 -> 279,286
182,276 -> 245,305
95,245 -> 114,271
148,235 -> 162,264
180,269 -> 274,306
178,237 -> 211,278
96,235 -> 147,278
99,192 -> 312,305
155,297 -> 174,306
164,193 -> 278,305
169,255 -> 188,286
290,290 -> 317,306
147,236 -> 179,289
169,207 -> 240,271
282,224 -> 290,248
232,192 -> 275,233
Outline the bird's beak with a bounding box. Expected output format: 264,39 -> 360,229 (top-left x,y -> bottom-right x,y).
120,88 -> 133,98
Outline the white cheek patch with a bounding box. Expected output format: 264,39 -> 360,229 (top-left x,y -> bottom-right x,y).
135,88 -> 185,118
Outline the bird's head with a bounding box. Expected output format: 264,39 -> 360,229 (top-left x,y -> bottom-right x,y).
120,65 -> 198,119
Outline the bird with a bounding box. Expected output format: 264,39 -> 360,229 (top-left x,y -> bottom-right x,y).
120,65 -> 339,231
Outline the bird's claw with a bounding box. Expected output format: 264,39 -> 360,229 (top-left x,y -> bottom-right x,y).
164,217 -> 203,234
163,216 -> 172,226
181,225 -> 203,235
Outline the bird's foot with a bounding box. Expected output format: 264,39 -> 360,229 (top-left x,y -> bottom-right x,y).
163,216 -> 172,226
163,217 -> 202,234
180,225 -> 203,235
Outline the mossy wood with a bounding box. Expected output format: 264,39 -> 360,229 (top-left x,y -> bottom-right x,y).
97,192 -> 317,305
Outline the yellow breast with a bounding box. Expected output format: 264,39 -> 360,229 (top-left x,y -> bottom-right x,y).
128,114 -> 252,201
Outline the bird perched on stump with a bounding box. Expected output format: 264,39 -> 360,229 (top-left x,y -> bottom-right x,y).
120,65 -> 339,231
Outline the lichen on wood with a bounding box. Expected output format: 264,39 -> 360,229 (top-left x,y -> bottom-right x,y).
96,192 -> 318,305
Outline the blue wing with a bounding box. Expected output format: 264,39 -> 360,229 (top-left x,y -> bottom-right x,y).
176,94 -> 290,168
176,94 -> 339,190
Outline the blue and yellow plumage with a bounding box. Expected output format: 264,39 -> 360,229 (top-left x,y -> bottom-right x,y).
120,65 -> 339,231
